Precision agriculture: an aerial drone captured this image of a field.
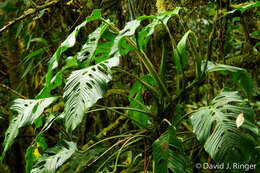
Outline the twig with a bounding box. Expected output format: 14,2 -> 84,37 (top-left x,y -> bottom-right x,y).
0,83 -> 27,99
0,0 -> 62,33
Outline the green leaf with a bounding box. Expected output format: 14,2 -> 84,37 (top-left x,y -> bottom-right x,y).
191,90 -> 258,163
0,97 -> 57,161
172,31 -> 190,73
58,146 -> 107,172
21,48 -> 45,79
15,22 -> 23,39
138,8 -> 181,51
25,146 -> 35,173
93,30 -> 116,64
63,56 -> 120,133
26,133 -> 47,173
50,56 -> 78,90
228,2 -> 260,14
204,61 -> 253,97
152,126 -> 186,173
37,10 -> 102,98
129,75 -> 156,128
31,140 -> 77,173
160,42 -> 166,84
109,19 -> 141,57
76,23 -> 108,64
129,87 -> 149,128
138,17 -> 160,50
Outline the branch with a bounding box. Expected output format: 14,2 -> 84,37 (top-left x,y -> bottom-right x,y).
0,0 -> 62,33
0,83 -> 27,99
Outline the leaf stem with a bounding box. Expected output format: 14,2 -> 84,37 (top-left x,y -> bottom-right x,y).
101,18 -> 171,99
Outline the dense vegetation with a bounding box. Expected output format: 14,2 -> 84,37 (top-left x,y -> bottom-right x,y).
0,0 -> 259,172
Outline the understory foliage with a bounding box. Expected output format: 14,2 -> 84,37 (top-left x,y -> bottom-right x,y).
0,0 -> 259,172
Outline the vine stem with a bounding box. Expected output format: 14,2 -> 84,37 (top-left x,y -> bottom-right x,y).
100,18 -> 171,100
94,104 -> 153,132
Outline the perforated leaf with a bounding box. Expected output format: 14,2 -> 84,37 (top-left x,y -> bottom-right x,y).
37,10 -> 102,98
191,90 -> 258,163
63,56 -> 120,133
76,23 -> 108,63
152,126 -> 186,173
31,141 -> 77,173
0,97 -> 57,161
109,19 -> 141,57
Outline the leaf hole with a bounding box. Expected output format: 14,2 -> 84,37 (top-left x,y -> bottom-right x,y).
121,29 -> 130,35
86,82 -> 93,89
91,67 -> 96,71
73,83 -> 80,91
100,63 -> 108,71
88,74 -> 94,78
90,38 -> 96,42
97,66 -> 108,75
24,104 -> 28,107
109,52 -> 116,58
169,144 -> 180,152
84,52 -> 90,57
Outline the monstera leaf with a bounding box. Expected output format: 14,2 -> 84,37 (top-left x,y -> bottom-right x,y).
37,9 -> 102,98
31,141 -> 77,173
205,61 -> 253,97
152,126 -> 186,173
0,97 -> 57,161
191,90 -> 258,163
63,56 -> 120,133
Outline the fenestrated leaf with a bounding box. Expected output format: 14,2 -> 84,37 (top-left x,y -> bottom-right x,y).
37,9 -> 102,98
93,30 -> 116,63
76,23 -> 108,64
58,146 -> 107,172
191,90 -> 258,164
152,125 -> 186,173
63,56 -> 120,133
204,61 -> 253,97
31,141 -> 77,173
109,19 -> 141,57
0,97 -> 57,161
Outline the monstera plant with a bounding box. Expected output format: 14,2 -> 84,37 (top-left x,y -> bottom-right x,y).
1,5 -> 259,173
